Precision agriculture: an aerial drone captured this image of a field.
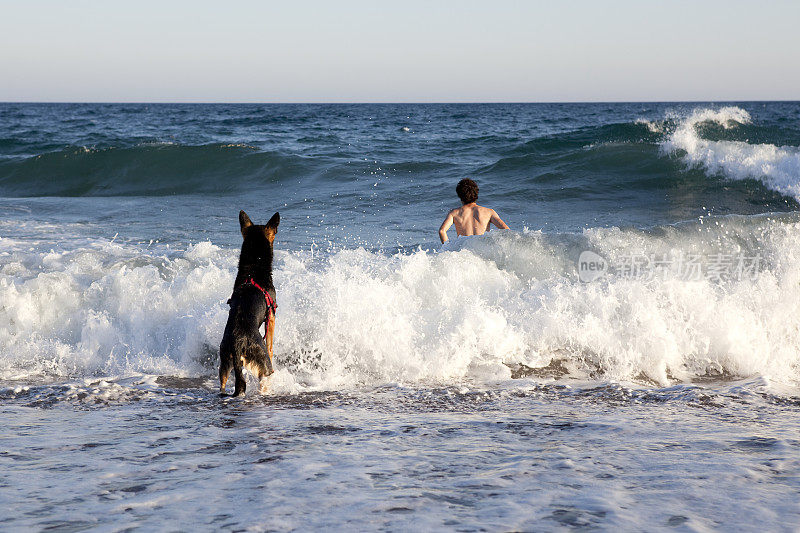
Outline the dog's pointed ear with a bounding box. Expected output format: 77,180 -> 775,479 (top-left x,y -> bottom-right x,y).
266,212 -> 280,231
239,210 -> 253,237
264,212 -> 280,243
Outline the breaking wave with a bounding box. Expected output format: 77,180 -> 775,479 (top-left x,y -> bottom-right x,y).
659,106 -> 800,200
2,215 -> 799,391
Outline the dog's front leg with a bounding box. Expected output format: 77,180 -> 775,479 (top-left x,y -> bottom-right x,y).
258,315 -> 276,394
266,313 -> 275,365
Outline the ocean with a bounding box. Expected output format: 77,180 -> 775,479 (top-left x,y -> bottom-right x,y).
1,102 -> 799,531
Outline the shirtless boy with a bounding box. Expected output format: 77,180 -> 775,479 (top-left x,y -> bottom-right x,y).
439,178 -> 509,243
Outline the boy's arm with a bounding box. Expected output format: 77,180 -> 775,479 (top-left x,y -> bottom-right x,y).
490,210 -> 509,230
439,211 -> 454,243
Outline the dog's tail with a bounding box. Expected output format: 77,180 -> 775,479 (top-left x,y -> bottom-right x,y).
234,327 -> 274,371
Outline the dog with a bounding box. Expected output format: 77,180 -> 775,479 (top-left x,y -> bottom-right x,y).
219,210 -> 280,396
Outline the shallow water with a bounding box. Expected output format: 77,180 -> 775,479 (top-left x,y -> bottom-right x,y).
2,379 -> 799,531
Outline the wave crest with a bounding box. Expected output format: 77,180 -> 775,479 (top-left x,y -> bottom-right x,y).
660,106 -> 800,200
0,143 -> 312,197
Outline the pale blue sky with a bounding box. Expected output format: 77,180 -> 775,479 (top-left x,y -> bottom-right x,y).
2,0 -> 798,102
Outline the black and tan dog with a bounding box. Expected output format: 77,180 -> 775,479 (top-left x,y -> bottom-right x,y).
219,210 -> 279,396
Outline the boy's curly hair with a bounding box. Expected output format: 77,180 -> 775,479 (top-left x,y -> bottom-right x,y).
456,178 -> 479,204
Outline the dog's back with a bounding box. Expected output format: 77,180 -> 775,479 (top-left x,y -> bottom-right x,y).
219,210 -> 280,396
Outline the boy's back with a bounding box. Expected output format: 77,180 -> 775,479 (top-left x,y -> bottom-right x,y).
449,204 -> 502,237
439,178 -> 509,243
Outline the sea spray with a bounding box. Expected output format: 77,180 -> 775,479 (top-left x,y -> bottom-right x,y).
3,215 -> 799,389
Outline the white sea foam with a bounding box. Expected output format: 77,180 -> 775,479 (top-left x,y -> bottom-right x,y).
0,239 -> 234,380
2,215 -> 800,390
634,117 -> 664,133
660,106 -> 800,200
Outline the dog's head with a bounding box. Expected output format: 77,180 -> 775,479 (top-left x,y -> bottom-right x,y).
238,210 -> 280,266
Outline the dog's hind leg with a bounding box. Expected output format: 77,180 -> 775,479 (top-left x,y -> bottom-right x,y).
233,360 -> 247,397
219,344 -> 234,395
219,359 -> 233,395
258,376 -> 271,394
257,358 -> 274,394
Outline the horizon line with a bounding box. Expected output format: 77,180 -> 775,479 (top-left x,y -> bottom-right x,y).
1,99 -> 799,105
